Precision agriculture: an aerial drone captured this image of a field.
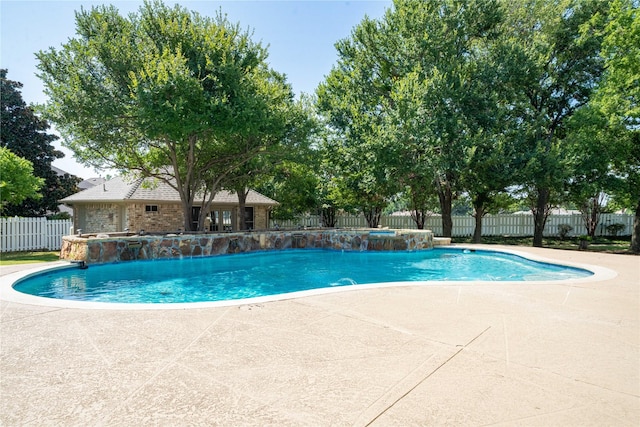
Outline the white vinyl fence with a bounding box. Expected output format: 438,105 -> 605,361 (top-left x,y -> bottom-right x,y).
2,213 -> 631,253
1,217 -> 73,252
271,213 -> 633,238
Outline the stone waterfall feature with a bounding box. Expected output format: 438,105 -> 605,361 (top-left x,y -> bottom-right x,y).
60,229 -> 449,265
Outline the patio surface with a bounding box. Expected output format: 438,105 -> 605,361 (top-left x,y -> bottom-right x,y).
1,245 -> 638,425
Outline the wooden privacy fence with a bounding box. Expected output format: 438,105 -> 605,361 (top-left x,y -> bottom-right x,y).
271,213 -> 634,237
1,217 -> 73,252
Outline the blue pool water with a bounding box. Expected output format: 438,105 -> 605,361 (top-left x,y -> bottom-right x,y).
14,248 -> 592,304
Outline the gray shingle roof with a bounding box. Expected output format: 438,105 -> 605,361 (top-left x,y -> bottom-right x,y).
78,177 -> 106,190
60,176 -> 279,205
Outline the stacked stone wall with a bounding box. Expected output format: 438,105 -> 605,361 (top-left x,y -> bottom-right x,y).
60,229 -> 437,264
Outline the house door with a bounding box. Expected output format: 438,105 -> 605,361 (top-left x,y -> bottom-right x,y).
209,209 -> 233,231
191,207 -> 201,231
243,207 -> 254,230
209,210 -> 219,231
221,209 -> 233,231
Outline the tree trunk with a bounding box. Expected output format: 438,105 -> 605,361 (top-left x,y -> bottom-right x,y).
472,207 -> 485,244
408,184 -> 428,230
322,206 -> 336,227
532,188 -> 550,247
183,203 -> 194,232
237,188 -> 248,230
632,197 -> 640,253
411,209 -> 426,230
363,207 -> 382,228
472,193 -> 488,244
196,176 -> 225,232
580,195 -> 603,238
588,198 -> 599,237
437,187 -> 453,238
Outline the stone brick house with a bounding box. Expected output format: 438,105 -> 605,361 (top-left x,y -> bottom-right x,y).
60,176 -> 278,234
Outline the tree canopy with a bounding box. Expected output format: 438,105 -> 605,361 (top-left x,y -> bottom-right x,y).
37,0 -> 309,230
318,0 -> 509,234
587,0 -> 640,251
0,69 -> 80,216
0,147 -> 45,212
494,0 -> 611,246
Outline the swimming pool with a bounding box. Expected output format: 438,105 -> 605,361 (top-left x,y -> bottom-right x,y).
12,248 -> 592,305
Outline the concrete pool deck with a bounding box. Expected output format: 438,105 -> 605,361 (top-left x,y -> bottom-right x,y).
1,245 -> 638,425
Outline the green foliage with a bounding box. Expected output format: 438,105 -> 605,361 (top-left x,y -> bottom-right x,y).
452,197 -> 473,216
563,105 -> 627,236
317,73 -> 398,227
47,212 -> 72,220
317,0 -> 505,232
236,95 -> 320,223
499,0 -> 610,246
313,0 -> 632,247
590,0 -> 639,128
606,222 -> 626,236
0,147 -> 44,212
257,160 -> 321,221
558,224 -> 574,240
581,0 -> 639,251
0,70 -> 80,216
37,0 -> 307,231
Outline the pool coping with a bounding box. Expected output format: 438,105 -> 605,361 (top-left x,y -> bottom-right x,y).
0,245 -> 618,310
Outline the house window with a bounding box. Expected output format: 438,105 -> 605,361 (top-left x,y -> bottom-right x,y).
145,205 -> 158,213
244,207 -> 254,230
191,207 -> 201,231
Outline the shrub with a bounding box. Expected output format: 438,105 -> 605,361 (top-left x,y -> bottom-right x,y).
605,223 -> 625,236
557,224 -> 573,240
47,212 -> 71,220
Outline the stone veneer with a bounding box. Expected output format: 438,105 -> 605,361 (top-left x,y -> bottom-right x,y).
76,203 -> 122,234
60,229 -> 447,265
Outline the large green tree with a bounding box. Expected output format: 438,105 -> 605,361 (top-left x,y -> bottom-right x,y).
463,136 -> 521,242
0,147 -> 44,212
37,1 -> 303,231
0,69 -> 80,216
316,13 -> 401,228
317,0 -> 504,235
564,106 -> 625,237
588,0 -> 639,252
390,0 -> 504,237
502,0 -> 609,246
227,95 -> 318,228
456,36 -> 529,243
257,160 -> 320,223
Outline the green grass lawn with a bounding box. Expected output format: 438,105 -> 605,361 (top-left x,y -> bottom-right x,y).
0,251 -> 60,265
451,235 -> 635,254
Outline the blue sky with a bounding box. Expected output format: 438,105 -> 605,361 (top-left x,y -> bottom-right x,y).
1,0 -> 391,178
